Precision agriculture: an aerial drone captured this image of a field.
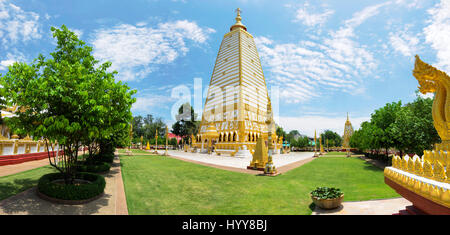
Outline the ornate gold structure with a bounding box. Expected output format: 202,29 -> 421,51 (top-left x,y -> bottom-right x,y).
248,136 -> 268,170
384,55 -> 450,212
413,55 -> 450,145
320,136 -> 325,155
342,113 -> 354,149
165,126 -> 169,156
0,105 -> 47,156
248,100 -> 276,170
154,129 -> 159,154
194,8 -> 278,157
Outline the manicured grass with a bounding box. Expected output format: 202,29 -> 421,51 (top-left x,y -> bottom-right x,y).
0,165 -> 57,201
325,151 -> 348,155
117,149 -> 151,154
120,155 -> 399,215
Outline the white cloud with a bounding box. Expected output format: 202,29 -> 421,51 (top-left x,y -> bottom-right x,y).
279,115 -> 370,137
389,27 -> 420,57
418,92 -> 434,99
256,3 -> 389,104
291,2 -> 334,27
0,1 -> 42,48
395,0 -> 425,9
0,50 -> 26,71
132,94 -> 175,114
92,20 -> 216,81
423,0 -> 450,73
70,28 -> 83,38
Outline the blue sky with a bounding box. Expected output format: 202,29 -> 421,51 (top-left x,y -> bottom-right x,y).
0,0 -> 448,136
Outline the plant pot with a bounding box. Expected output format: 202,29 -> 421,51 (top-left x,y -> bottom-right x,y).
311,194 -> 344,209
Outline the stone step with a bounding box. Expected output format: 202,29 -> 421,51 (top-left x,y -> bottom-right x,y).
405,206 -> 426,215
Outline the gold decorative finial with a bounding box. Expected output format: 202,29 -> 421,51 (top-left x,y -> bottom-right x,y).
230,8 -> 247,31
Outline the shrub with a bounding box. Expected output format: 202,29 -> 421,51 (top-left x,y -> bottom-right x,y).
38,172 -> 106,200
310,187 -> 343,200
76,161 -> 111,173
98,153 -> 115,163
86,153 -> 115,164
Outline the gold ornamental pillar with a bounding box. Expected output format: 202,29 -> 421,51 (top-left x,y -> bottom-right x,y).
165,126 -> 169,156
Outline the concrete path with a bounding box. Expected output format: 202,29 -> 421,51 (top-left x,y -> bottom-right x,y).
167,150 -> 314,169
312,198 -> 411,215
163,150 -> 315,175
0,159 -> 50,177
0,154 -> 128,215
0,151 -> 87,177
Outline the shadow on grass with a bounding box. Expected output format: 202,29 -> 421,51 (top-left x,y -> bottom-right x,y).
308,202 -> 316,212
362,161 -> 385,172
0,178 -> 38,201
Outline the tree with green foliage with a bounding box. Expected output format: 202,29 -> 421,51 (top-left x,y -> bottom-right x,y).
390,95 -> 439,155
276,126 -> 287,140
0,25 -> 135,184
350,95 -> 439,156
320,130 -> 342,147
172,103 -> 199,139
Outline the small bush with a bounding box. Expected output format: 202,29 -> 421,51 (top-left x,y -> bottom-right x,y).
76,161 -> 111,173
86,153 -> 115,164
38,172 -> 106,200
310,187 -> 343,200
98,153 -> 115,163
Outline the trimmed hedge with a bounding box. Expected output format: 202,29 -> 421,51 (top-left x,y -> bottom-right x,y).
76,161 -> 111,173
86,153 -> 115,164
37,172 -> 106,201
98,153 -> 114,163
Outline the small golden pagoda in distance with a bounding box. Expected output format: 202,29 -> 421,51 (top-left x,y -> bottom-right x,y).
342,113 -> 354,150
193,8 -> 279,157
384,55 -> 450,214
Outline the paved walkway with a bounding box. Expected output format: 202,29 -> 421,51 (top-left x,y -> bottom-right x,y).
168,150 -> 314,168
312,198 -> 411,215
0,151 -> 88,177
0,159 -> 50,177
164,150 -> 315,175
0,154 -> 128,215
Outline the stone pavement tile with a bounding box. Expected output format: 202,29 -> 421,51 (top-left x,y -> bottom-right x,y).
0,155 -> 127,215
312,198 -> 411,215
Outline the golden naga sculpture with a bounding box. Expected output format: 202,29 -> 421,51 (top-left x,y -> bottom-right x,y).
384,56 -> 450,212
413,55 -> 449,144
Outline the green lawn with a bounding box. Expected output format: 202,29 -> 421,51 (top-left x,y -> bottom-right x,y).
325,151 -> 348,155
120,155 -> 399,215
0,165 -> 57,201
117,149 -> 150,154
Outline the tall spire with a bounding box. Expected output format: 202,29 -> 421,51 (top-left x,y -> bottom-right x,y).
230,8 -> 247,31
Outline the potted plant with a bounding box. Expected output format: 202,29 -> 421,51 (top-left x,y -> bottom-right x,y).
310,187 -> 344,209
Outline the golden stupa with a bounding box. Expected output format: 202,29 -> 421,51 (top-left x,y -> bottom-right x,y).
193,8 -> 278,157
342,113 -> 354,150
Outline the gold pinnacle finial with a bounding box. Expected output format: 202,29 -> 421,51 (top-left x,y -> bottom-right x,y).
230,8 -> 247,31
236,8 -> 242,17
